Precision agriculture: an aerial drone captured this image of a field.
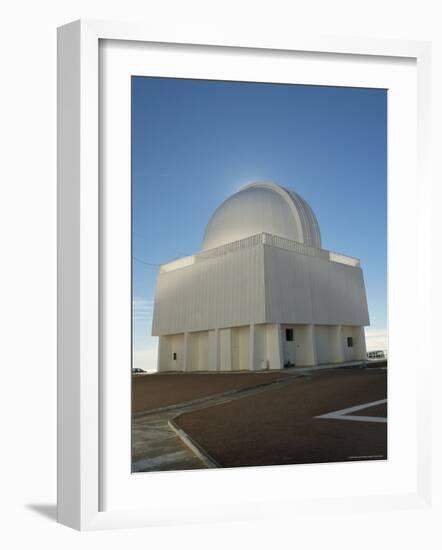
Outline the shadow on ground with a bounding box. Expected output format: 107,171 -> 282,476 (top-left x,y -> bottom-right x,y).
26,504 -> 57,522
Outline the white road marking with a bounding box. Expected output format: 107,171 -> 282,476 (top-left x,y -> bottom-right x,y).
315,399 -> 387,423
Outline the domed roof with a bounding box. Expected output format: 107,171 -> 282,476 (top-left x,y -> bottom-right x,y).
202,181 -> 321,250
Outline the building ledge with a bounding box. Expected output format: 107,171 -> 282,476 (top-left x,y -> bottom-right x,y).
160,232 -> 360,273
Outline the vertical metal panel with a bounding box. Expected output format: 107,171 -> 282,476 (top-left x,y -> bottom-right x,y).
152,245 -> 266,335
264,246 -> 369,326
264,245 -> 314,323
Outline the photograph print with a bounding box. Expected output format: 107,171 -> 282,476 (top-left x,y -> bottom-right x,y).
131,76 -> 387,472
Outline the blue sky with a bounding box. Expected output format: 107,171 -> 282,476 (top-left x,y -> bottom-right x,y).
132,77 -> 387,370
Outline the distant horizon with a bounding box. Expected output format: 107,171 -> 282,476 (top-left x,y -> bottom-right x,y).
132,77 -> 387,371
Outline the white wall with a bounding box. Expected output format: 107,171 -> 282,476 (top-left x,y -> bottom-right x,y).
264,245 -> 369,327
329,325 -> 345,363
281,324 -> 296,366
288,324 -> 316,367
157,333 -> 185,371
315,325 -> 331,364
159,322 -> 367,372
341,325 -> 368,361
153,243 -> 369,337
187,331 -> 209,371
153,245 -> 266,335
252,324 -> 268,370
266,324 -> 283,370
351,325 -> 367,360
341,326 -> 353,361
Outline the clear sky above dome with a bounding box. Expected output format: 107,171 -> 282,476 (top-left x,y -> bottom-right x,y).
131,77 -> 387,370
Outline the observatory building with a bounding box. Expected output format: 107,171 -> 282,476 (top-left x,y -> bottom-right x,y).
152,182 -> 369,372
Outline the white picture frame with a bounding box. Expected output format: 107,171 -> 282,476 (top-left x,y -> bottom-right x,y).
57,19 -> 433,531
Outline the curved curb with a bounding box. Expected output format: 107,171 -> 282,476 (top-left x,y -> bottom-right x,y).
168,418 -> 221,469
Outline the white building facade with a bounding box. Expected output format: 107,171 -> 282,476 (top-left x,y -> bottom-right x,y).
152,182 -> 369,372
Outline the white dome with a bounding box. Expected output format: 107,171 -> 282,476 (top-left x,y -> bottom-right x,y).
202,181 -> 321,250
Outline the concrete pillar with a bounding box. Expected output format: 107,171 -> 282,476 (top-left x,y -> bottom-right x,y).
267,324 -> 283,370
353,326 -> 367,360
156,337 -> 161,372
253,324 -> 267,370
304,324 -> 317,367
209,329 -> 219,371
197,331 -> 209,371
330,325 -> 345,364
156,336 -> 165,372
249,324 -> 256,371
219,328 -> 232,371
277,324 -> 284,369
183,332 -> 189,372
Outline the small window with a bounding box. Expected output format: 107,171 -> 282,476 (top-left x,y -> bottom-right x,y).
173,352 -> 177,360
285,328 -> 294,342
347,337 -> 353,348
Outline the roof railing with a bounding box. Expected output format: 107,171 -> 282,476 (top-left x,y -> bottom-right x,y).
160,232 -> 360,272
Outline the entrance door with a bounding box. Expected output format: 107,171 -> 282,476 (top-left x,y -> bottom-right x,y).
283,327 -> 296,367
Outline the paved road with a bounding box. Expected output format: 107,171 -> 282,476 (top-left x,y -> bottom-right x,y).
175,367 -> 387,468
132,374 -> 300,472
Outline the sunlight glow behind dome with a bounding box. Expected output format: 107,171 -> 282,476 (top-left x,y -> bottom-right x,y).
202,181 -> 321,250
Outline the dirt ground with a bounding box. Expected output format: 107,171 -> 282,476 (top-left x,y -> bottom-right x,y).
132,371 -> 291,413
174,368 -> 387,467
